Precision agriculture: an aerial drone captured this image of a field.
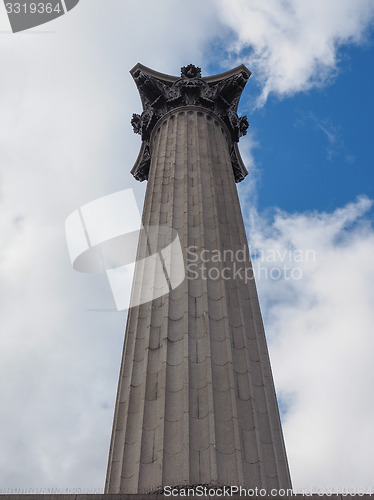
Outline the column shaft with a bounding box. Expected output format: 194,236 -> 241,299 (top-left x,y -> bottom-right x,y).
105,108 -> 291,493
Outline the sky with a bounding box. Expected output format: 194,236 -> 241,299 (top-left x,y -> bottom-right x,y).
0,0 -> 374,494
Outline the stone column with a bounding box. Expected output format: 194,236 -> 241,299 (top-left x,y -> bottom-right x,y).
105,65 -> 291,494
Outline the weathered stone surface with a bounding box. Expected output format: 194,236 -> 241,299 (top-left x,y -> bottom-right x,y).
129,64 -> 250,183
105,66 -> 291,494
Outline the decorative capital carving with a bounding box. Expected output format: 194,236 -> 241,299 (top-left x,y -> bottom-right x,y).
181,64 -> 202,79
130,63 -> 251,182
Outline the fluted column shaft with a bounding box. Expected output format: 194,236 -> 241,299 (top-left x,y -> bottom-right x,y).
105,107 -> 291,493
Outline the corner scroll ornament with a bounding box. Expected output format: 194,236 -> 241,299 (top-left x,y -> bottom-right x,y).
130,64 -> 250,182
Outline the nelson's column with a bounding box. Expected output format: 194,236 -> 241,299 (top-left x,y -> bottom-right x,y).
105,63 -> 292,494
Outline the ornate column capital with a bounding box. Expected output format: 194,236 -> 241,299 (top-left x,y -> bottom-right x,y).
130,63 -> 251,183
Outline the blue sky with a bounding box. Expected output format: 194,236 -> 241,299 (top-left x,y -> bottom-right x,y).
242,41 -> 374,214
0,0 -> 374,494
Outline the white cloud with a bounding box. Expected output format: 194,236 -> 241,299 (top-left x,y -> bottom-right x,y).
216,0 -> 374,104
243,196 -> 374,491
0,0 -> 221,490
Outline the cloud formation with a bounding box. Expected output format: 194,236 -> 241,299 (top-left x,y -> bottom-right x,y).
0,0 -> 222,490
243,196 -> 374,491
216,0 -> 374,104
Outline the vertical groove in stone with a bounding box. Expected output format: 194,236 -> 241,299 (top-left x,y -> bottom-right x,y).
162,112 -> 190,487
106,107 -> 291,493
179,112 -> 191,487
105,154 -> 160,492
137,116 -> 175,492
208,121 -> 255,486
199,115 -> 238,486
120,126 -> 165,491
209,119 -> 245,487
186,112 -> 206,486
188,110 -> 217,486
105,127 -> 168,489
220,140 -> 266,486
